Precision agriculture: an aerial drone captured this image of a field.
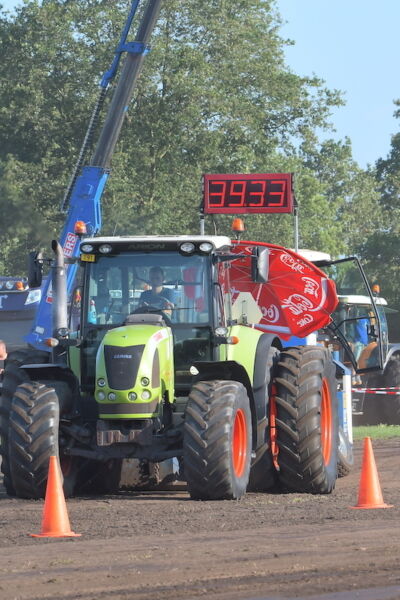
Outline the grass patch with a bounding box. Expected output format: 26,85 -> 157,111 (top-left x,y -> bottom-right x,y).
353,425 -> 400,440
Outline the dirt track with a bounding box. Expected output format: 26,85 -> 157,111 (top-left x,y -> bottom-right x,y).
0,438 -> 400,600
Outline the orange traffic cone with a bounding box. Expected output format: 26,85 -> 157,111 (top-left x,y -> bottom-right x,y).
351,437 -> 393,509
30,456 -> 81,537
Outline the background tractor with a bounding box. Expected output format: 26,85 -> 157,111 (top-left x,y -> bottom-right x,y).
297,250 -> 400,425
331,290 -> 400,425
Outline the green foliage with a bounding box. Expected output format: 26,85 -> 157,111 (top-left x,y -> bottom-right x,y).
0,156 -> 52,275
353,425 -> 400,440
355,101 -> 400,322
0,0 -> 385,276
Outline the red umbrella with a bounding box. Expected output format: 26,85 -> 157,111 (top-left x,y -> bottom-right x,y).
228,241 -> 338,340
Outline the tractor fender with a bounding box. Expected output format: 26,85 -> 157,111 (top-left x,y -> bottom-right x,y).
19,363 -> 79,415
193,360 -> 254,437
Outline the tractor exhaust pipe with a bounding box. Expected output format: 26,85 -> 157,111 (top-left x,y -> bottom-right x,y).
51,240 -> 68,344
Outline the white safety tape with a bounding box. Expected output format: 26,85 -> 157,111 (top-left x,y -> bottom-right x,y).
352,387 -> 400,395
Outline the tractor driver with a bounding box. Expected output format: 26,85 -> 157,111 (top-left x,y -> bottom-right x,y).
139,266 -> 174,316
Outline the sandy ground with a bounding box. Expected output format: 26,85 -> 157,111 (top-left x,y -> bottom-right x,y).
0,438 -> 399,600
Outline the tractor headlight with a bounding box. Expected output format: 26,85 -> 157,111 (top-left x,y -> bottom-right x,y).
180,242 -> 195,255
215,326 -> 228,336
199,242 -> 213,254
141,377 -> 150,386
108,392 -> 116,401
141,390 -> 151,400
98,391 -> 106,401
99,244 -> 112,254
97,378 -> 106,387
128,392 -> 137,401
81,244 -> 94,253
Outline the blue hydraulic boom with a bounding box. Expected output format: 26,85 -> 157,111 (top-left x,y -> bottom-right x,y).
26,0 -> 162,351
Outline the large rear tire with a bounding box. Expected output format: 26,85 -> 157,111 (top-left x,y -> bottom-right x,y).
8,381 -> 78,499
183,380 -> 251,500
274,346 -> 339,494
0,349 -> 48,495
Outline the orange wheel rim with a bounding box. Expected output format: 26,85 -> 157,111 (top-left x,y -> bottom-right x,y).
270,384 -> 279,470
321,378 -> 333,465
232,408 -> 247,477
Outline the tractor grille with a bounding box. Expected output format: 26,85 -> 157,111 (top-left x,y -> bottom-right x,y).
104,344 -> 144,390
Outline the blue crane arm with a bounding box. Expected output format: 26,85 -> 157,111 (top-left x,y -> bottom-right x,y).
101,0 -> 142,89
25,166 -> 107,351
25,0 -> 163,351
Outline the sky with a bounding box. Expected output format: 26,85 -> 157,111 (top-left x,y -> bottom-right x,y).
1,0 -> 399,169
276,0 -> 399,168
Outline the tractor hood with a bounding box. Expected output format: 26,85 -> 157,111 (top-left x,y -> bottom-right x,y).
95,321 -> 174,419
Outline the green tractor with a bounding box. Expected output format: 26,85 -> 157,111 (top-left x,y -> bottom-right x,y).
1,234 -> 344,500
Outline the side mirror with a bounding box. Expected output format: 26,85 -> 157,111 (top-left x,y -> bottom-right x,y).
28,251 -> 43,288
251,247 -> 269,283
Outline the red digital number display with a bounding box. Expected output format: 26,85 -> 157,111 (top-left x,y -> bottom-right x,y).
203,173 -> 294,214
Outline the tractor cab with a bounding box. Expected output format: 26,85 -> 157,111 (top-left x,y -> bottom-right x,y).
74,235 -> 233,399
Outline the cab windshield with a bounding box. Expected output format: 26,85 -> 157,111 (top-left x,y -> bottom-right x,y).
85,251 -> 211,327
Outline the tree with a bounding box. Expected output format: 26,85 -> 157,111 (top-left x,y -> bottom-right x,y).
0,0 -> 358,274
356,101 -> 400,318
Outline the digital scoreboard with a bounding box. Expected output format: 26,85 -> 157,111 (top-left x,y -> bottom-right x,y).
203,173 -> 294,214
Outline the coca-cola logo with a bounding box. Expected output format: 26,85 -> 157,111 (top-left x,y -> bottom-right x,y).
280,253 -> 306,273
261,304 -> 280,323
282,294 -> 314,315
297,314 -> 313,327
302,277 -> 320,298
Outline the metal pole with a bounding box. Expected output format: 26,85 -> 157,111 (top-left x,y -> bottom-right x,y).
294,205 -> 299,252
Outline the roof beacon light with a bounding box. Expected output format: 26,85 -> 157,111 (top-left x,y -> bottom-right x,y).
74,220 -> 87,235
232,218 -> 245,232
372,284 -> 381,295
232,218 -> 245,240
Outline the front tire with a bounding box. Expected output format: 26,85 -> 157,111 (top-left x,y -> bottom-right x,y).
0,349 -> 48,495
183,380 -> 251,500
8,381 -> 77,499
274,346 -> 339,494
